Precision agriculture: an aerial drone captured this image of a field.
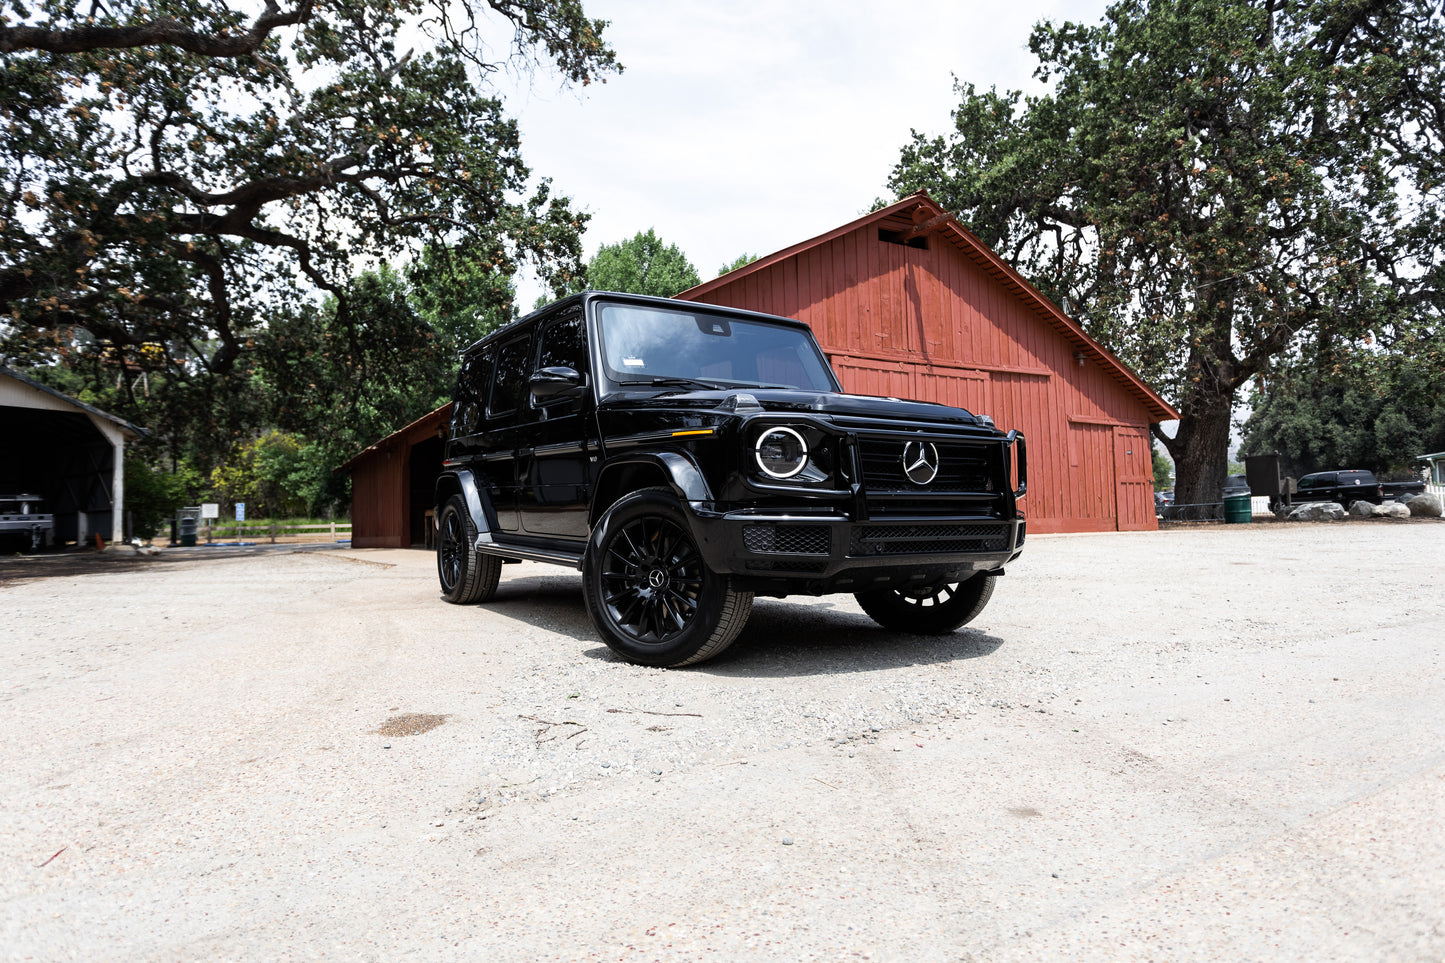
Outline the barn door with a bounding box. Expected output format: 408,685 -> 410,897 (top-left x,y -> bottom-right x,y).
1113,426 -> 1156,531
1068,422 -> 1116,530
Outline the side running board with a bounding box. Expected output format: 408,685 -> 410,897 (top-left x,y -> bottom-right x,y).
475,535 -> 584,571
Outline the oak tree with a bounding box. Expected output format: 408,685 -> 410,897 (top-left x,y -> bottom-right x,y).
889,0 -> 1443,505
0,0 -> 618,383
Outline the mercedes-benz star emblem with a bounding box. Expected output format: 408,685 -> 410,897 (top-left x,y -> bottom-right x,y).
902,440 -> 940,485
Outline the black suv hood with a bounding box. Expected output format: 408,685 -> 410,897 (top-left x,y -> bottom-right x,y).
602,387 -> 989,429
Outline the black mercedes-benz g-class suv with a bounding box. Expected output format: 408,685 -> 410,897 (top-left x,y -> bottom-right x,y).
436,292 -> 1026,667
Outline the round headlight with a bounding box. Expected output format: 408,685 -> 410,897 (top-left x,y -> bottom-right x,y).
754,426 -> 808,479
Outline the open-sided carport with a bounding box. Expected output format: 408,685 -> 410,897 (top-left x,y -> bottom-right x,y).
1,366 -> 144,546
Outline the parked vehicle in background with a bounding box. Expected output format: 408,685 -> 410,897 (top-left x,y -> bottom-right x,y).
1154,490 -> 1174,516
1380,478 -> 1426,502
0,493 -> 54,551
435,291 -> 1028,667
1295,470 -> 1384,509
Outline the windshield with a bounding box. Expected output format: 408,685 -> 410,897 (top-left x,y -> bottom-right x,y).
596,302 -> 838,392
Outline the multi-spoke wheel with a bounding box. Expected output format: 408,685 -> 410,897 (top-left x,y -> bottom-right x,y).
437,494 -> 501,604
583,488 -> 752,667
855,572 -> 996,634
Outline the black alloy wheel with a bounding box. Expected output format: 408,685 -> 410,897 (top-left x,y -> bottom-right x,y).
584,488 -> 752,667
599,514 -> 703,642
437,494 -> 501,604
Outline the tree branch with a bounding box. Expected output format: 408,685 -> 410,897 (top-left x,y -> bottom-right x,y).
0,1 -> 314,56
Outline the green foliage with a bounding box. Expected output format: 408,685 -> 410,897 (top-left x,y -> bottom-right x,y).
586,229 -> 701,298
123,458 -> 194,539
888,0 -> 1444,504
209,430 -> 308,518
256,266 -> 449,442
1152,446 -> 1173,490
21,262 -> 454,517
1,0 -> 617,380
718,253 -> 759,277
1242,333 -> 1445,477
409,242 -> 521,353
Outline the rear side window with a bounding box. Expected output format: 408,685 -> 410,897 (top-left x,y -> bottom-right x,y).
1339,471 -> 1375,486
488,335 -> 532,419
451,348 -> 493,437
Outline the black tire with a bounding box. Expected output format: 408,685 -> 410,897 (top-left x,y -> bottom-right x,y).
437,494 -> 501,604
583,488 -> 752,667
855,572 -> 997,634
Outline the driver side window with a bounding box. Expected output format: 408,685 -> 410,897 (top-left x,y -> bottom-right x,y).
532,312 -> 588,408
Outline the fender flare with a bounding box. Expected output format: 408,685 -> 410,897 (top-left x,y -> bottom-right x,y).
435,469 -> 496,539
590,451 -> 714,526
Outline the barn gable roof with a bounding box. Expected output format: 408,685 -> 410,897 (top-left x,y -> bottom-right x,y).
680,193 -> 1179,423
336,403 -> 450,473
1,365 -> 146,440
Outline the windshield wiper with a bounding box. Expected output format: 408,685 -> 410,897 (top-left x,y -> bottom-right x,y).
617,377 -> 727,391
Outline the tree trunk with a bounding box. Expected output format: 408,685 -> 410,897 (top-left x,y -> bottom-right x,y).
1161,389 -> 1234,509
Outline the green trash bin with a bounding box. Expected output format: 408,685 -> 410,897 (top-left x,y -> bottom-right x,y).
1224,492 -> 1252,524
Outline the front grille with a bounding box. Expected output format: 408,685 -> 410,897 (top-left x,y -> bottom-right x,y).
864,495 -> 992,518
848,523 -> 1010,556
858,438 -> 993,492
742,524 -> 831,555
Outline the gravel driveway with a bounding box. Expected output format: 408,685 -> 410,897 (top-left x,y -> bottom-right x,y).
3,522 -> 1443,961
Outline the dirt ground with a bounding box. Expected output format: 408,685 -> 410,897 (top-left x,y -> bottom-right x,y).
2,521 -> 1443,961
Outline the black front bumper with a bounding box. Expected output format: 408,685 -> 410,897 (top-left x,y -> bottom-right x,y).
687,505 -> 1026,595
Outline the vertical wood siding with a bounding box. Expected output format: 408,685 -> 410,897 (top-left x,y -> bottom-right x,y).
350,445 -> 407,548
688,216 -> 1160,533
346,405 -> 449,548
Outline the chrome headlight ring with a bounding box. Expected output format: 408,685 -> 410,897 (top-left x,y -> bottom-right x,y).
753,426 -> 809,480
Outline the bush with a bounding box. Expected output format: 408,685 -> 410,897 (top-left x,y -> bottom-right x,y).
125,460 -> 192,539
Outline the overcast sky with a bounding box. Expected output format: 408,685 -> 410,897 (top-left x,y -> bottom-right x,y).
492,0 -> 1112,304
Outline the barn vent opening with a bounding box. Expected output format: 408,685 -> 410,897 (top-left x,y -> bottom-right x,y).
878,229 -> 929,250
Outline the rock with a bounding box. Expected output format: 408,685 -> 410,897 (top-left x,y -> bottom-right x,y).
1347,500 -> 1375,518
1406,493 -> 1442,518
1288,501 -> 1346,522
1372,502 -> 1411,519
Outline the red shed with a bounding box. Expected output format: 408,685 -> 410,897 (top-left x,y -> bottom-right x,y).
677,194 -> 1178,534
339,403 -> 449,548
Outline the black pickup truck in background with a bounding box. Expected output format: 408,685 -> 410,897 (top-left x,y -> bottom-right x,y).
1381,478 -> 1427,501
1295,470 -> 1384,508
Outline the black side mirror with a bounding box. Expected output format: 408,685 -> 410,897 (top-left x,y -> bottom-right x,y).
529,366 -> 585,400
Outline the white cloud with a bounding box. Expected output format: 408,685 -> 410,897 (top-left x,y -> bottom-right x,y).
494,0 -> 1111,301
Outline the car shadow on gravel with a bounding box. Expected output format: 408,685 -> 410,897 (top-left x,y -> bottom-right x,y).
484,572 -> 599,639
486,574 -> 1005,676
698,598 -> 1005,677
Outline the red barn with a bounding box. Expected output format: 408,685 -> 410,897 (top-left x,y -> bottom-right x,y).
677,194 -> 1178,534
